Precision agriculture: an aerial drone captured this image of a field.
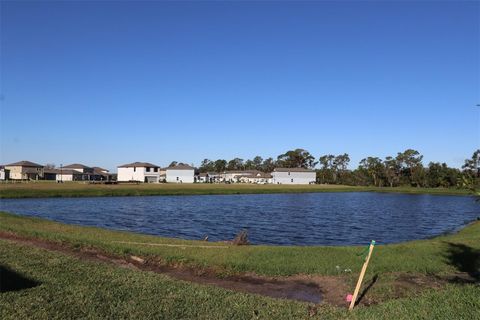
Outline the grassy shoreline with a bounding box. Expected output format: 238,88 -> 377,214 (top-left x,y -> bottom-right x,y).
1,213 -> 479,319
1,211 -> 478,276
0,182 -> 471,198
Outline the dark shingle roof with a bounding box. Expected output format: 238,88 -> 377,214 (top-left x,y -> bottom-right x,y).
5,160 -> 43,167
166,164 -> 195,170
118,162 -> 160,168
44,169 -> 83,175
63,163 -> 92,169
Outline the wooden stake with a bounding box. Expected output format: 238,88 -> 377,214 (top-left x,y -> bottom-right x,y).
349,240 -> 375,311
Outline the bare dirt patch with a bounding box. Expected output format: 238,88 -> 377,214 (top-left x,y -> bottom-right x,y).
0,232 -> 348,305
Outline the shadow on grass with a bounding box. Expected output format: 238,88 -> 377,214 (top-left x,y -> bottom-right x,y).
0,265 -> 40,293
444,242 -> 480,283
355,274 -> 379,306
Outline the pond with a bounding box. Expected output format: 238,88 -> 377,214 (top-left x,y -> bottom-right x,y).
1,192 -> 478,246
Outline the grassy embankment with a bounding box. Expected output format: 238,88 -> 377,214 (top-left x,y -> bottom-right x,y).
0,181 -> 471,198
1,212 -> 479,319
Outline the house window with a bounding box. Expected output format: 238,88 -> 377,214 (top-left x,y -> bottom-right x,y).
154,168 -> 158,172
134,167 -> 136,172
291,179 -> 293,183
146,167 -> 150,172
288,172 -> 290,175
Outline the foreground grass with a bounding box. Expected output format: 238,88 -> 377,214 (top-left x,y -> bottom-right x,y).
0,182 -> 470,198
1,213 -> 479,319
1,240 -> 478,320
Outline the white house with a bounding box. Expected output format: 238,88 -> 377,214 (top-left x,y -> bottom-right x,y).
197,172 -> 222,183
0,166 -> 6,180
238,172 -> 273,184
4,161 -> 44,180
166,164 -> 195,183
117,162 -> 161,183
220,170 -> 260,183
271,168 -> 316,185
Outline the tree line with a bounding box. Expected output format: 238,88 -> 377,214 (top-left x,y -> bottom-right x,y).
197,148 -> 480,188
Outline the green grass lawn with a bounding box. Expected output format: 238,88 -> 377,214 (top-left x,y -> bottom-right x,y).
0,212 -> 479,319
0,181 -> 471,198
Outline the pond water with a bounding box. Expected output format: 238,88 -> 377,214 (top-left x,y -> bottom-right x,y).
1,192 -> 478,246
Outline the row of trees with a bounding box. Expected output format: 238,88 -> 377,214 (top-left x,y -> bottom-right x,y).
197,148 -> 480,188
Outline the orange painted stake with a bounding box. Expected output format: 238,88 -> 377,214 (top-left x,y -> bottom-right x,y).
349,240 -> 375,311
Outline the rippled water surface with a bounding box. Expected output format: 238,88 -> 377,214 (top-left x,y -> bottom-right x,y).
1,192 -> 478,245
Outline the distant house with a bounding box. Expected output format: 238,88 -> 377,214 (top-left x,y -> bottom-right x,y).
93,167 -> 109,174
238,172 -> 273,184
43,168 -> 59,181
0,166 -> 7,180
197,172 -> 221,183
220,170 -> 270,183
117,162 -> 161,183
61,163 -> 112,181
271,168 -> 316,184
4,161 -> 44,180
93,167 -> 113,181
166,164 -> 195,183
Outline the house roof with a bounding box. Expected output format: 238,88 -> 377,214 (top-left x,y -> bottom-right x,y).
44,169 -> 84,175
93,166 -> 109,172
166,164 -> 195,170
273,167 -> 315,172
5,160 -> 43,167
118,162 -> 160,168
63,163 -> 92,169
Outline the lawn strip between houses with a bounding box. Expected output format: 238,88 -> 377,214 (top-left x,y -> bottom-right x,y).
0,182 -> 471,199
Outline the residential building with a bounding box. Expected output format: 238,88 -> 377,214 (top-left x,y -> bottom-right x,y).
166,164 -> 195,183
238,172 -> 273,184
220,170 -> 270,183
0,166 -> 7,180
4,161 -> 44,180
117,162 -> 161,183
93,167 -> 113,181
271,168 -> 316,184
196,172 -> 221,183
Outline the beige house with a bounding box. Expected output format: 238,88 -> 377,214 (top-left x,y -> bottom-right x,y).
5,161 -> 44,180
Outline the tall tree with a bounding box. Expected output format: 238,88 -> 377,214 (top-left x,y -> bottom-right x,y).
384,156 -> 400,187
214,159 -> 227,173
318,155 -> 335,183
261,157 -> 276,172
396,149 -> 424,187
227,158 -> 244,171
334,153 -> 350,183
277,149 -> 316,168
199,159 -> 215,173
462,149 -> 480,177
244,159 -> 255,170
252,156 -> 263,171
359,157 -> 384,187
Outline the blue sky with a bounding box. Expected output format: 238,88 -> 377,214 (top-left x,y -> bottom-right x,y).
1,1 -> 478,171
